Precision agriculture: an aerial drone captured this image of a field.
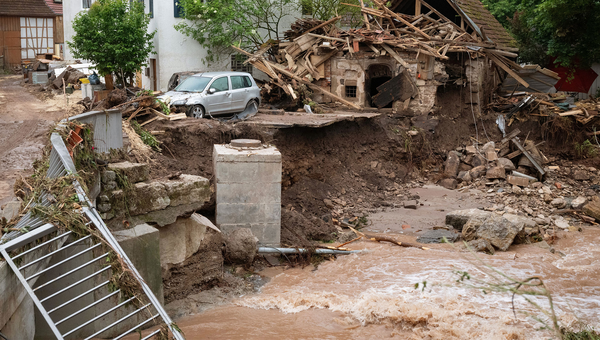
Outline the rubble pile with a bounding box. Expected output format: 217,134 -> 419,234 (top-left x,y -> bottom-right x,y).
235,0 -> 519,109
490,93 -> 600,129
436,125 -> 600,252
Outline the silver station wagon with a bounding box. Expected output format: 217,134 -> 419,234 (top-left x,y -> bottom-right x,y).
159,71 -> 261,119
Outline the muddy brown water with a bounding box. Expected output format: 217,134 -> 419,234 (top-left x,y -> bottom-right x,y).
127,185 -> 600,339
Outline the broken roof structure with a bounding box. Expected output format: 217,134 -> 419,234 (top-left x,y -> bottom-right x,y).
237,0 -> 529,116
390,0 -> 516,50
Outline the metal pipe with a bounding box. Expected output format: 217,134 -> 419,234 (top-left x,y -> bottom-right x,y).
258,247 -> 361,255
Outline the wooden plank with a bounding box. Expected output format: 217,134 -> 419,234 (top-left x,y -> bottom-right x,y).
559,109 -> 583,117
140,116 -> 159,127
367,44 -> 380,54
307,33 -> 345,42
381,44 -> 409,68
417,0 -> 467,34
267,60 -> 360,109
298,16 -> 341,37
500,128 -> 521,145
372,0 -> 430,39
168,113 -> 187,121
127,107 -> 144,122
372,71 -> 416,108
487,53 -> 529,88
360,0 -> 371,29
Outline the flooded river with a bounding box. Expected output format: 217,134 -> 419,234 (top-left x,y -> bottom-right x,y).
135,186 -> 600,339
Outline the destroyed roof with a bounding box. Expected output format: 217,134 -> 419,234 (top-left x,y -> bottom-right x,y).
452,0 -> 515,49
0,0 -> 59,17
390,0 -> 516,50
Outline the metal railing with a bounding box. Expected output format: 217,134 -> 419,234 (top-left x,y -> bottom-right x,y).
0,130 -> 184,339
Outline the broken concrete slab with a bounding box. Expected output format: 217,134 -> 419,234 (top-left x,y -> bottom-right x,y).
119,174 -> 209,215
108,161 -> 149,184
416,229 -> 459,243
113,223 -> 164,305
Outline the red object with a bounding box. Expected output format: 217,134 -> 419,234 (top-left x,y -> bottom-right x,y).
555,182 -> 562,189
401,224 -> 410,229
549,65 -> 598,93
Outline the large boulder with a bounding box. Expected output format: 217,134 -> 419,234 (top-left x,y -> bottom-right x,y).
224,228 -> 258,265
497,158 -> 516,171
445,209 -> 492,231
444,151 -> 461,178
475,214 -> 524,251
583,196 -> 600,221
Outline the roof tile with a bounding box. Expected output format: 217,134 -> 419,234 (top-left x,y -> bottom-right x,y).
0,0 -> 60,17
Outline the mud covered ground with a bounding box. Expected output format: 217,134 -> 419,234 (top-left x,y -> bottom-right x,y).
147,106 -> 588,246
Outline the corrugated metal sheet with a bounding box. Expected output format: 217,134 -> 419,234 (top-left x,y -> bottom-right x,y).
67,109 -> 123,153
500,66 -> 561,94
0,133 -> 76,242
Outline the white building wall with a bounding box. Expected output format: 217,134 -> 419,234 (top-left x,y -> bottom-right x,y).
62,0 -> 299,91
141,0 -> 229,91
62,0 -> 88,60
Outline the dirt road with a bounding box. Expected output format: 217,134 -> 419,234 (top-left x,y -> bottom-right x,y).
0,75 -> 66,207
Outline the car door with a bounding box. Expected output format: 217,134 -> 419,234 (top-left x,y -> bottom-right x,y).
204,76 -> 231,115
230,75 -> 251,112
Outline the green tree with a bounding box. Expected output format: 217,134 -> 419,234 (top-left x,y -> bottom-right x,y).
68,0 -> 155,87
302,0 -> 363,26
175,0 -> 299,64
510,0 -> 600,68
480,0 -> 520,28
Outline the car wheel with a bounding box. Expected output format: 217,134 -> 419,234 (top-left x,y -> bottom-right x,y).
188,105 -> 205,119
245,99 -> 258,111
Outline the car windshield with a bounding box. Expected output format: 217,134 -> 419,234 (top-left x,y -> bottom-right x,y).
175,76 -> 212,93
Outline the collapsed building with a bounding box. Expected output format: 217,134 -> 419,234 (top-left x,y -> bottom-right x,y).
237,0 -> 527,118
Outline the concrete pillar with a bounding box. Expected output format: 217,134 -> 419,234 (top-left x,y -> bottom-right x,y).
113,224 -> 163,306
1,295 -> 35,340
214,140 -> 281,246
